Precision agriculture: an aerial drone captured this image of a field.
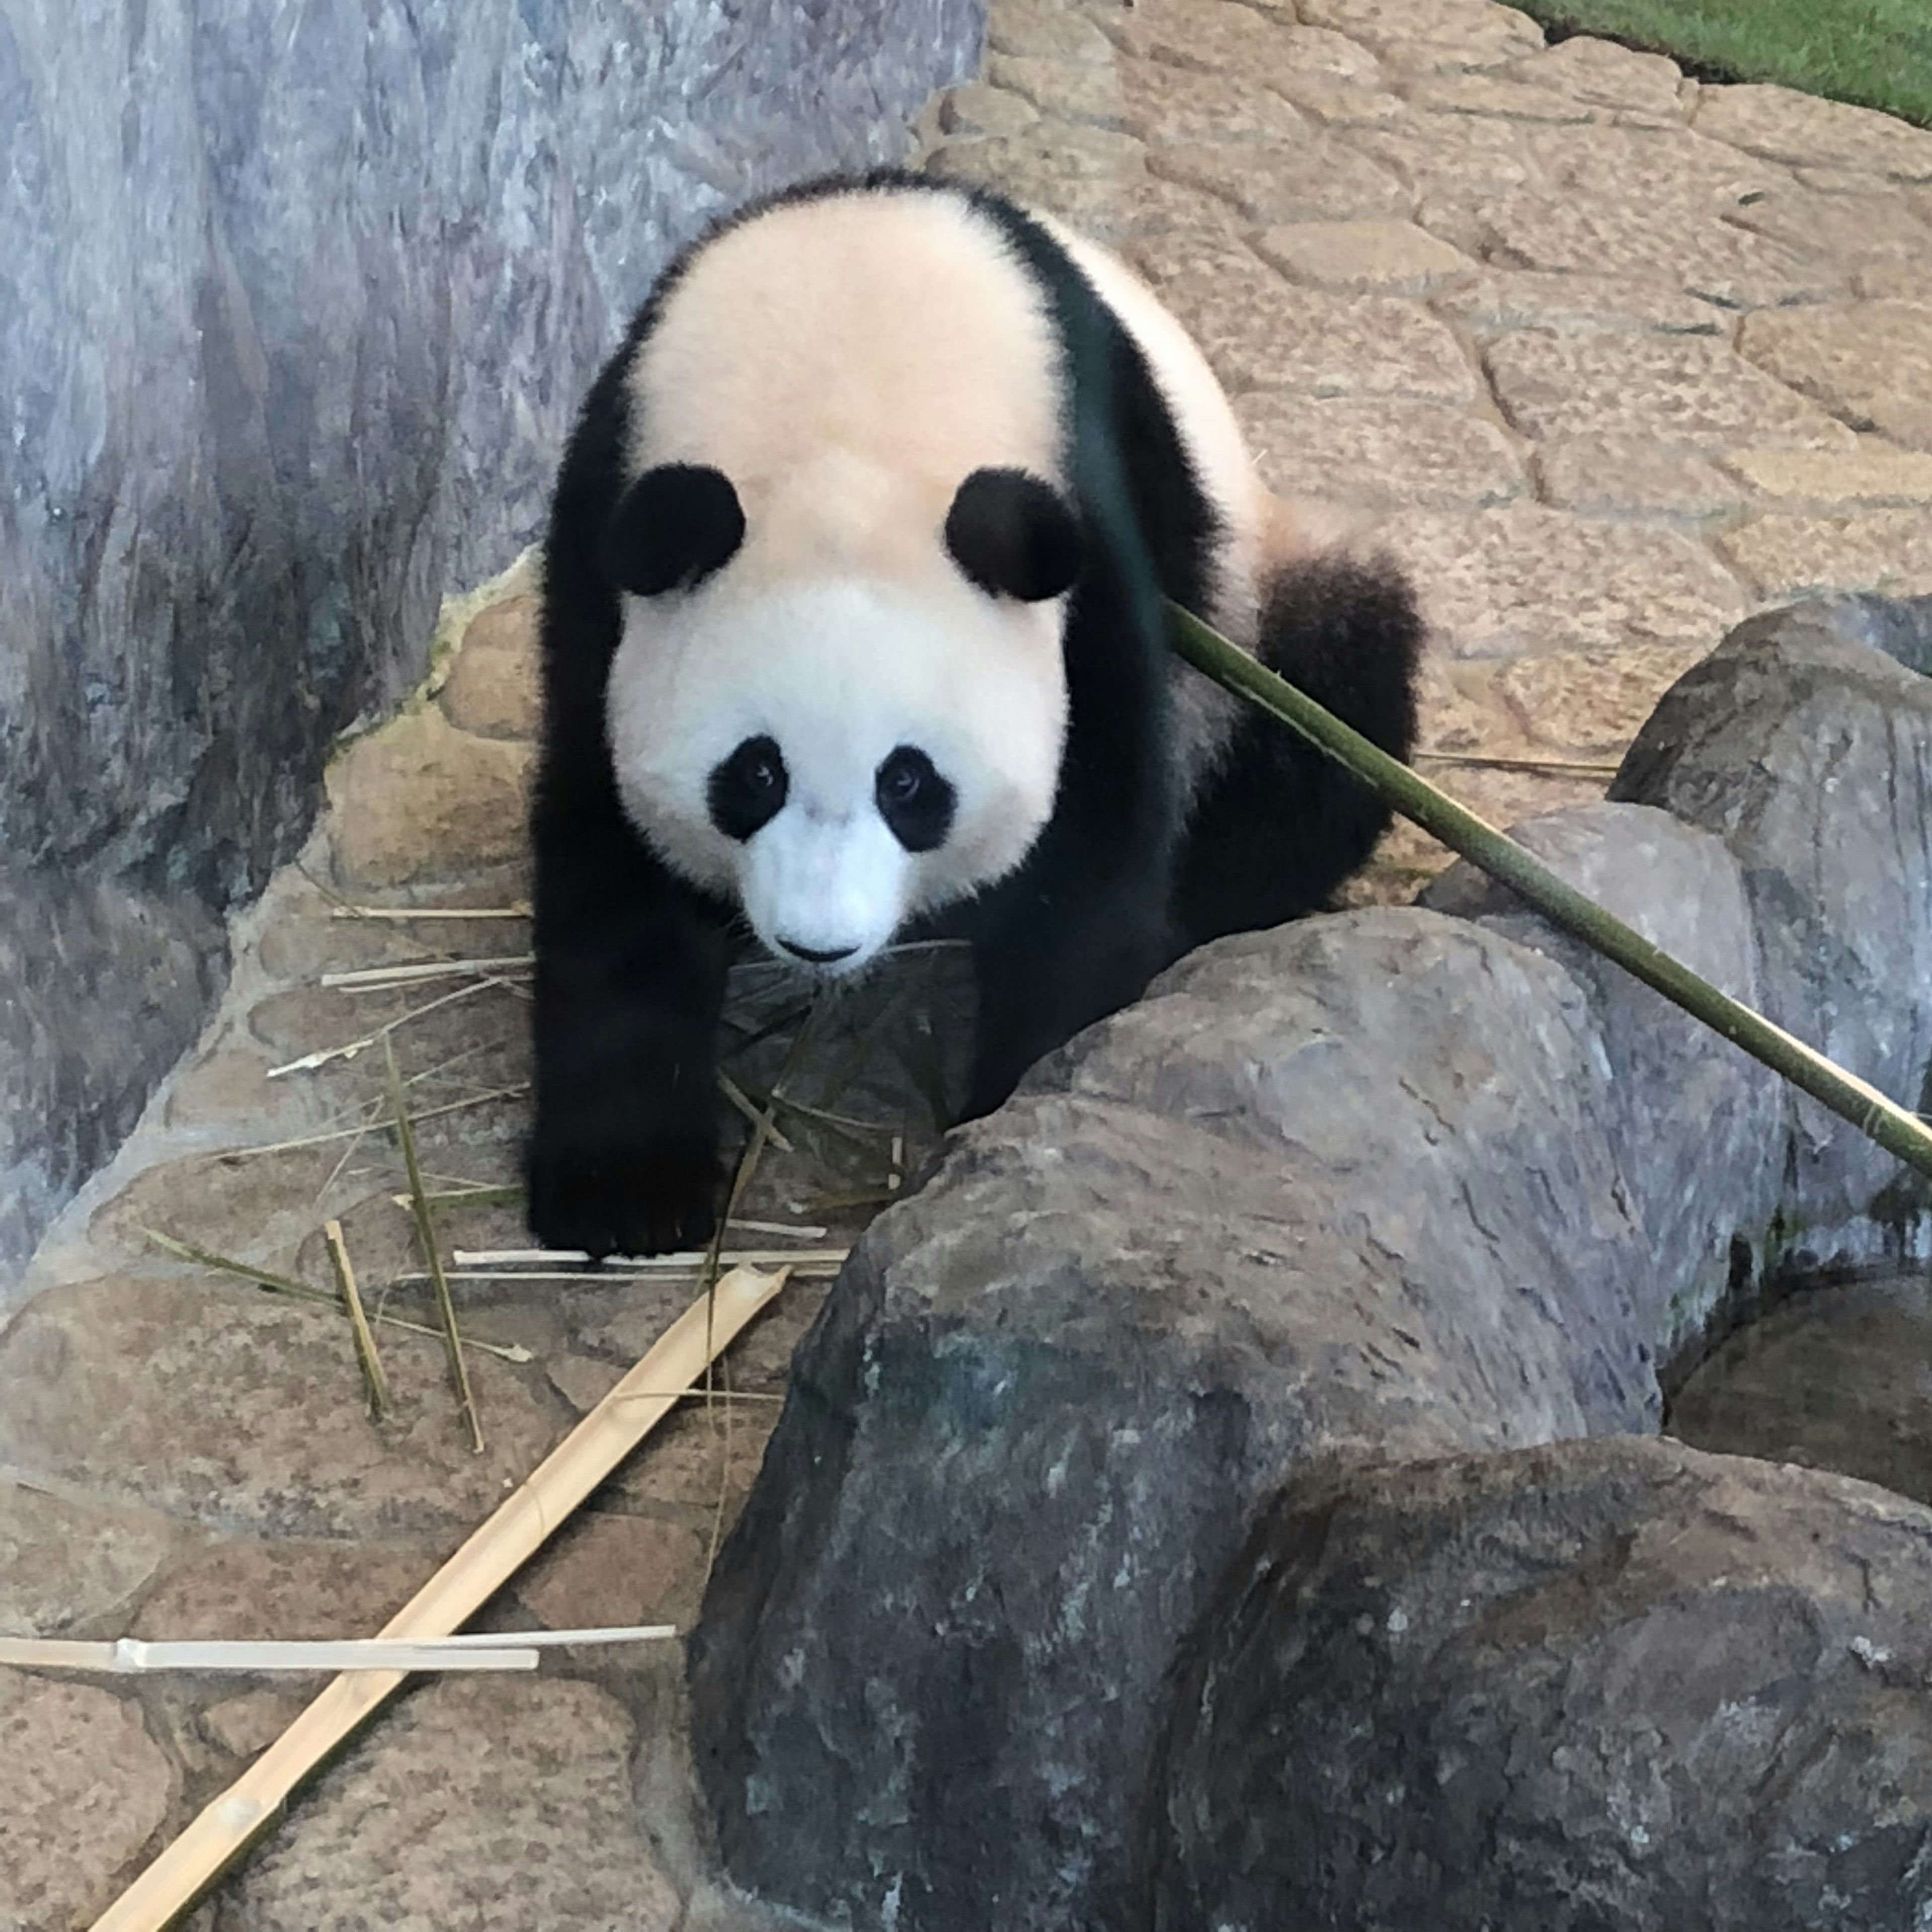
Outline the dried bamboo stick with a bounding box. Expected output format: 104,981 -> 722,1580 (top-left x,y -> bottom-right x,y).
88,1263 -> 789,1932
323,1220 -> 390,1418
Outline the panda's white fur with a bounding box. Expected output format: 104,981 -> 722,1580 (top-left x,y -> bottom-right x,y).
605,185 -> 1281,969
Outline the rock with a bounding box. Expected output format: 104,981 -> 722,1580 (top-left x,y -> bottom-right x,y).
1251,217 -> 1474,293
1612,595 -> 1932,1264
1147,136 -> 1413,224
1726,182 -> 1932,271
1672,1273 -> 1932,1505
1,0 -> 981,1299
0,1275 -> 568,1538
1533,435 -> 1746,517
324,705 -> 534,893
935,81 -> 1037,138
0,874 -> 226,1296
1717,510 -> 1932,602
1508,34 -> 1686,119
1740,302 -> 1932,451
133,1538 -> 440,1642
1495,645 -> 1714,755
1485,330 -> 1857,449
1147,1436 -> 1932,1932
1435,270 -> 1723,336
0,1671 -> 177,1932
1695,82 -> 1932,180
1420,801 -> 1781,1356
1296,0 -> 1544,70
691,911 -> 1665,1932
0,1481 -> 178,1638
438,593 -> 539,741
518,1512 -> 712,1633
1379,503 -> 1746,659
1167,275 -> 1477,401
1403,73 -> 1596,124
1352,112 -> 1546,199
1234,392 -> 1525,509
1451,187 -> 1837,308
215,1677 -> 678,1931
1725,441 -> 1932,506
984,0 -> 1115,62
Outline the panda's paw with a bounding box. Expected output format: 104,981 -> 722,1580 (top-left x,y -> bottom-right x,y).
525,1127 -> 720,1261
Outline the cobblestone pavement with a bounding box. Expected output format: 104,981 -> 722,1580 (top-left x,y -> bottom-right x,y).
7,1 -> 1932,1924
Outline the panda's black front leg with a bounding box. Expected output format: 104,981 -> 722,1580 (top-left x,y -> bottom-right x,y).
526,793 -> 733,1259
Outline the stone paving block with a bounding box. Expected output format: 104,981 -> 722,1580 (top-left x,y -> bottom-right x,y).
0,1481 -> 179,1638
1695,83 -> 1932,181
937,82 -> 1039,138
1383,503 -> 1747,658
134,1538 -> 441,1643
0,1276 -> 568,1539
1298,0 -> 1544,72
1252,217 -> 1474,293
1521,120 -> 1776,207
1235,391 -> 1524,508
1166,271 -> 1478,400
1533,435 -> 1746,518
1497,644 -> 1711,756
1716,509 -> 1932,601
986,0 -> 1117,63
1404,74 -> 1595,124
930,134 -> 1237,242
1351,109 -> 1545,197
1507,34 -> 1686,119
1149,136 -> 1412,222
326,705 -> 533,894
1723,440 -> 1932,507
215,1676 -> 678,1932
438,592 -> 539,742
1724,181 -> 1932,270
1436,270 -> 1724,336
1411,655 -> 1529,756
1452,187 -> 1838,309
1740,301 -> 1932,450
1486,330 -> 1858,449
989,56 -> 1311,143
1858,261 -> 1932,301
517,1511 -> 712,1634
0,1672 -> 175,1932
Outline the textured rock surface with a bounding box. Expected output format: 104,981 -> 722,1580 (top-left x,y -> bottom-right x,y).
216,1677 -> 678,1932
0,0 -> 982,1288
1612,596 -> 1932,1264
691,911 -> 1678,1930
1147,1437 -> 1932,1932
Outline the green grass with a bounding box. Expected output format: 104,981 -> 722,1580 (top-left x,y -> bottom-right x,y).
1514,0 -> 1932,130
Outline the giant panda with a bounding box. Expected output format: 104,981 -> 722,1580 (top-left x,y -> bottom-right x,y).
526,169 -> 1422,1258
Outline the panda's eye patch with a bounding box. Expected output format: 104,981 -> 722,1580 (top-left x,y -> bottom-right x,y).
875,747 -> 955,852
707,736 -> 788,841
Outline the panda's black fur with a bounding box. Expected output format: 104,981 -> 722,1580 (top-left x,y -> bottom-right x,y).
526,170 -> 1422,1259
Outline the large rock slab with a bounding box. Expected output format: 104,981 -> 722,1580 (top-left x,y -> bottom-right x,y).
1147,1437 -> 1932,1932
0,0 -> 982,1296
691,911 -> 1670,1931
1611,595 -> 1932,1264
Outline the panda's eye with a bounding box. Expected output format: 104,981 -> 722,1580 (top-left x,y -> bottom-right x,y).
707,735 -> 788,841
875,747 -> 955,853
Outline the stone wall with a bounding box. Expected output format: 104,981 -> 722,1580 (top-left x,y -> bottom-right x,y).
0,0 -> 984,1287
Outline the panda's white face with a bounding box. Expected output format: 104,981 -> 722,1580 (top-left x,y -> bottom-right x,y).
607,571 -> 1069,975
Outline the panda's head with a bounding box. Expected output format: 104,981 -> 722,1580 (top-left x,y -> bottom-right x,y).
601,459 -> 1083,975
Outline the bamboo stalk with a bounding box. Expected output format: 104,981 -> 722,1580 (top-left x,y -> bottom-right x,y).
323,1221 -> 390,1418
1169,600 -> 1932,1186
321,956 -> 534,990
87,1263 -> 790,1932
385,1039 -> 483,1454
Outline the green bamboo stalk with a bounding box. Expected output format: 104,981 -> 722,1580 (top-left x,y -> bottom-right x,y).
1167,600 -> 1932,1187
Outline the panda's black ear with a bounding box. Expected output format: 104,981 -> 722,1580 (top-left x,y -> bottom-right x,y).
600,463 -> 745,597
945,468 -> 1083,603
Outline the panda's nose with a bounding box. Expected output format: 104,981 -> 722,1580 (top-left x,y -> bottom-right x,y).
777,937 -> 858,965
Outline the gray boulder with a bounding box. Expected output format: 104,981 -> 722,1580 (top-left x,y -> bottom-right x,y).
0,0 -> 983,1288
1147,1436 -> 1932,1932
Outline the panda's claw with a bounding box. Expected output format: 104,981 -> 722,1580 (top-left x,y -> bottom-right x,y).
525,1131 -> 720,1262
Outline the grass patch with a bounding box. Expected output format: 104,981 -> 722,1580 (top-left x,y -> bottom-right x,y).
1517,0 -> 1932,129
